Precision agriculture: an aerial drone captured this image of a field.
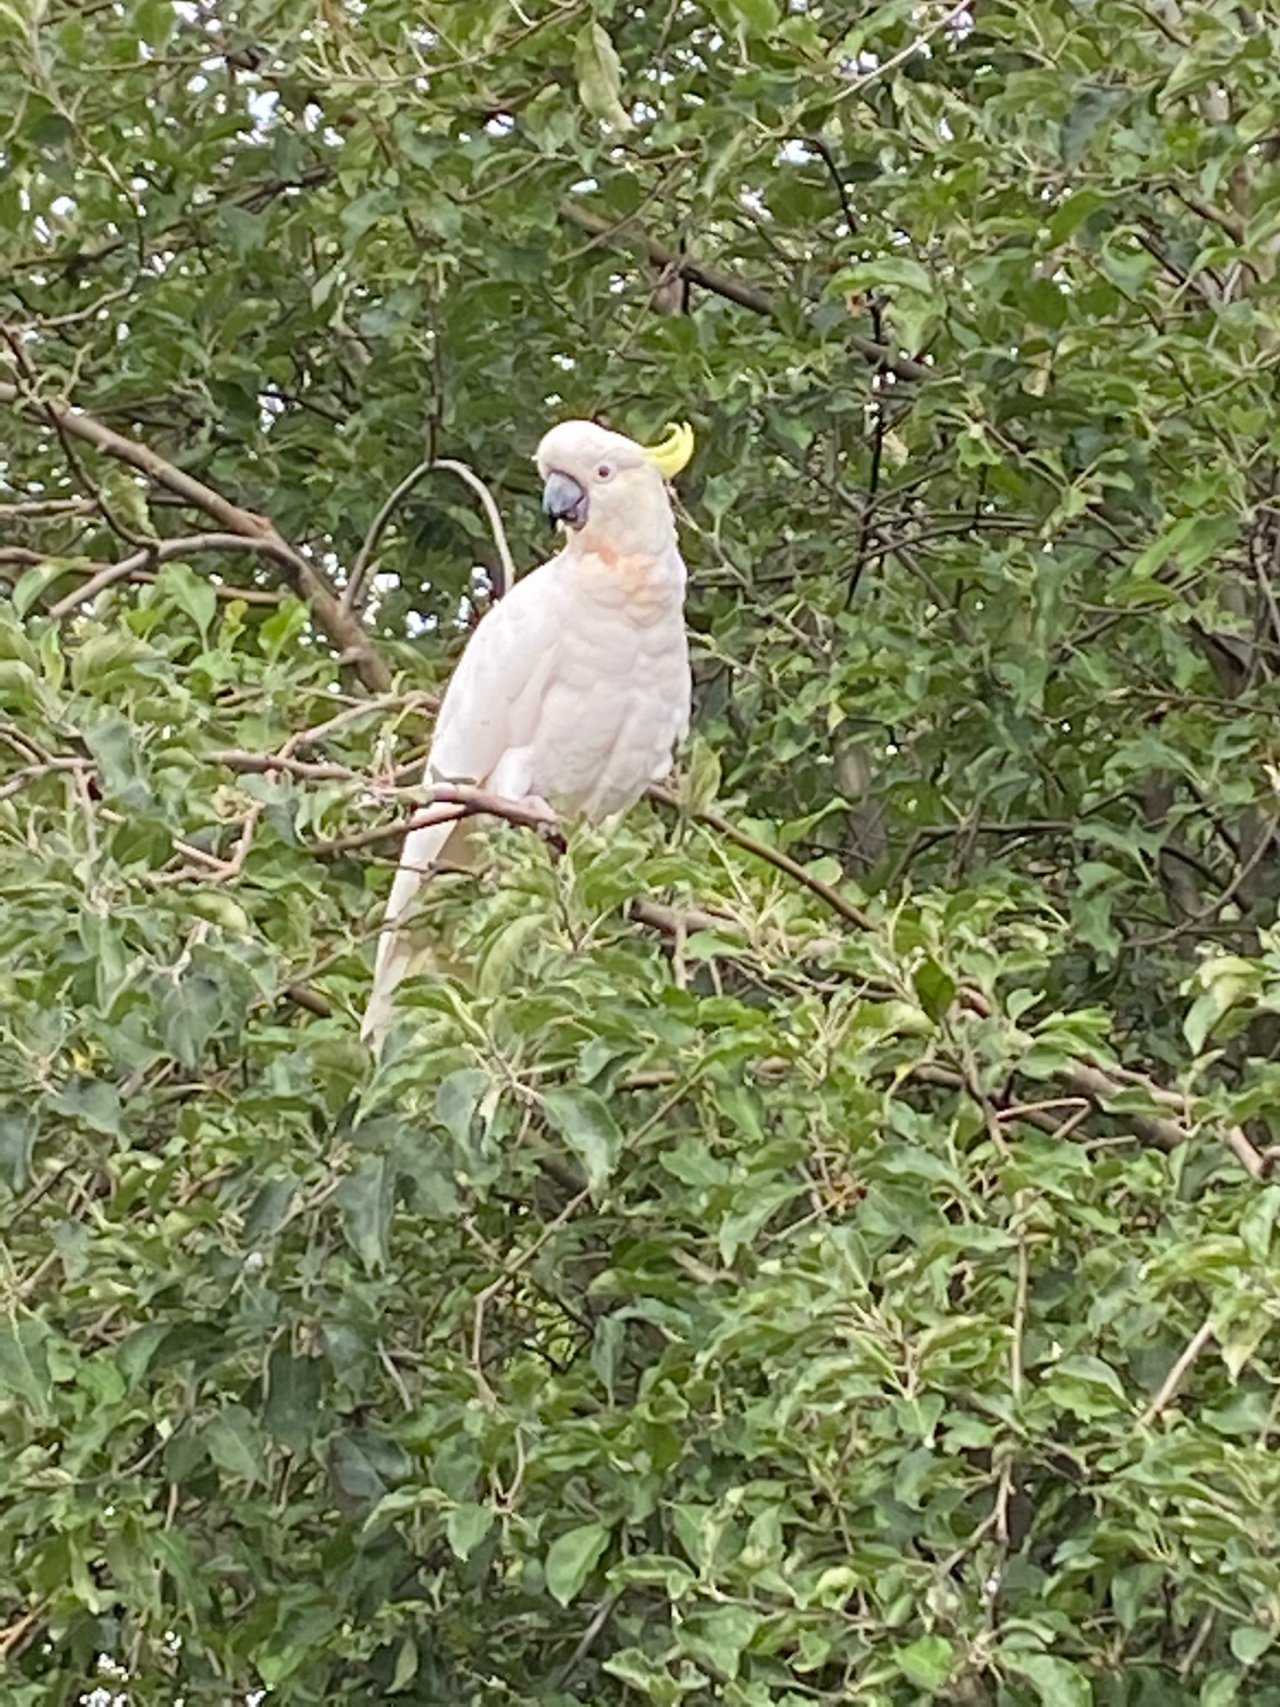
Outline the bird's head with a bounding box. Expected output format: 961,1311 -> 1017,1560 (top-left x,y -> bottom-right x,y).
535,419 -> 694,558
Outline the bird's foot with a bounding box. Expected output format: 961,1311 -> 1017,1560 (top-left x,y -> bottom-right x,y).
518,792 -> 556,824
520,794 -> 566,854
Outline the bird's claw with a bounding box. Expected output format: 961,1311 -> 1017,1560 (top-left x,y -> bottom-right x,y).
520,795 -> 566,853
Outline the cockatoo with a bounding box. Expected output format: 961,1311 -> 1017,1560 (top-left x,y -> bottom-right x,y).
361,418 -> 695,1044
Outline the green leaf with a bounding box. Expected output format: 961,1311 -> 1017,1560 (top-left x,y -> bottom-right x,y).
263,1350 -> 323,1455
446,1502 -> 495,1561
204,1405 -> 264,1484
1184,958 -> 1258,1054
100,467 -> 155,537
155,560 -> 217,636
1201,1671 -> 1241,1706
574,23 -> 632,130
1238,101 -> 1278,146
12,560 -> 66,617
49,1077 -> 122,1136
679,1604 -> 762,1681
329,1432 -> 386,1507
0,1106 -> 37,1190
722,0 -> 780,35
684,732 -> 722,813
435,1068 -> 493,1147
541,1085 -> 623,1193
1230,1625 -> 1274,1666
389,1636 -> 419,1693
158,971 -> 224,1067
1239,1186 -> 1280,1263
338,1153 -> 393,1273
835,256 -> 933,296
1002,1651 -> 1093,1707
0,1317 -> 54,1422
1131,515 -> 1236,581
0,658 -> 46,714
83,712 -> 151,808
913,957 -> 957,1022
545,1521 -> 610,1607
1060,86 -> 1126,167
895,1634 -> 955,1690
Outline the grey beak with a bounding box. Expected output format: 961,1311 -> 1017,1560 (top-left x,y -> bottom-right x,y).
542,470 -> 588,530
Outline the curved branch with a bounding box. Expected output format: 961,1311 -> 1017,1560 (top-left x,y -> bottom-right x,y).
43,532 -> 283,618
343,456 -> 519,615
432,459 -> 518,602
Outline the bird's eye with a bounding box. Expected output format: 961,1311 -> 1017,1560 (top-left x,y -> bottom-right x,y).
597,464 -> 614,480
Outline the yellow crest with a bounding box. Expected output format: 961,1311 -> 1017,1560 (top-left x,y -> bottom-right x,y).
644,420 -> 695,480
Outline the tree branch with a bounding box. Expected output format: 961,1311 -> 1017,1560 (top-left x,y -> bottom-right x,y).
1136,1315 -> 1216,1428
310,785 -> 562,856
0,381 -> 391,692
648,786 -> 1265,1178
343,455 -> 519,615
38,532 -> 289,617
556,204 -> 933,385
647,783 -> 875,930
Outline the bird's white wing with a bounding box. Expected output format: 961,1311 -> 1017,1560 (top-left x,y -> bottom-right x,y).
361,562 -> 571,1043
427,566 -> 570,790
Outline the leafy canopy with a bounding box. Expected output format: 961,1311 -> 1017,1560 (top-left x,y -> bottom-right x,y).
3,0 -> 1280,1703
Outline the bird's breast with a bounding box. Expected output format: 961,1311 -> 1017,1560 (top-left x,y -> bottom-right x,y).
572,547 -> 685,625
527,597 -> 690,819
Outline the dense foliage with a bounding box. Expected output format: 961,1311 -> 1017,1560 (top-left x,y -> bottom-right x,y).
4,0 -> 1280,1701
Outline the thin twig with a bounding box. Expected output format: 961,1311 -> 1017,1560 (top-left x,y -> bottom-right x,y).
832,0 -> 973,110
1178,1608 -> 1216,1679
343,456 -> 519,615
1130,812 -> 1280,948
470,1187 -> 591,1409
647,784 -> 875,930
0,756 -> 91,801
556,204 -> 932,385
552,1593 -> 623,1690
1136,1315 -> 1216,1429
848,394 -> 886,603
0,1600 -> 48,1662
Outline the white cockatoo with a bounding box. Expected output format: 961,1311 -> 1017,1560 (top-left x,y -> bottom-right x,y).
361,418 -> 695,1043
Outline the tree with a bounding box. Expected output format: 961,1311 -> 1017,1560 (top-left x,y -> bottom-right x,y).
3,0 -> 1280,1700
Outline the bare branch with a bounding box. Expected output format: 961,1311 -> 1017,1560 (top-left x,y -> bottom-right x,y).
0,756 -> 92,802
343,456 -> 519,615
0,495 -> 96,518
41,532 -> 289,618
207,747 -> 426,785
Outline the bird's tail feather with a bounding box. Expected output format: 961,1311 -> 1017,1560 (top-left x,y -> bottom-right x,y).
361,818 -> 467,1046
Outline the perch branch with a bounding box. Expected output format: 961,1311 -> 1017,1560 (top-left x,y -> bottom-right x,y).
311,785 -> 562,856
